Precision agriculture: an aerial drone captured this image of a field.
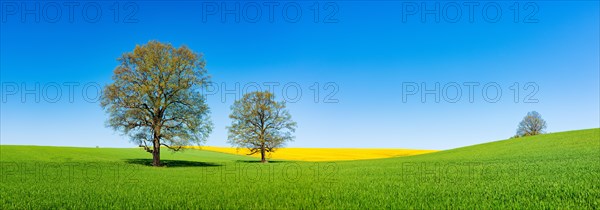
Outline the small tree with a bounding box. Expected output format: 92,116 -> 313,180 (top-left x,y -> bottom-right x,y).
101,41 -> 213,166
227,91 -> 296,163
516,111 -> 547,137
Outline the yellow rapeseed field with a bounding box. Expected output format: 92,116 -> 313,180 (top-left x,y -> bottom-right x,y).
186,146 -> 438,161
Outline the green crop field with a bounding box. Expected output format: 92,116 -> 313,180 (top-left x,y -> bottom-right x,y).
1,128 -> 599,209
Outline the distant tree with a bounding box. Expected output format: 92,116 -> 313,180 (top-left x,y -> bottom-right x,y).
227,91 -> 296,163
516,111 -> 547,137
101,41 -> 212,167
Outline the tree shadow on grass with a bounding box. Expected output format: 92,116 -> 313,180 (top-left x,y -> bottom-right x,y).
125,159 -> 222,167
235,160 -> 289,164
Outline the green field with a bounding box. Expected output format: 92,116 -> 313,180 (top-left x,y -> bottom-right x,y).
1,128 -> 599,209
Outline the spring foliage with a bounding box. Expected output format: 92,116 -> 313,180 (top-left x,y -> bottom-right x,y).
227,91 -> 296,162
100,41 -> 212,166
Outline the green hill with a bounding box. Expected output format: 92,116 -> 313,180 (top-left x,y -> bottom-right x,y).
1,128 -> 598,209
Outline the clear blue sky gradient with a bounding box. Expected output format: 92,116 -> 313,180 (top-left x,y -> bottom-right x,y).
1,1 -> 598,149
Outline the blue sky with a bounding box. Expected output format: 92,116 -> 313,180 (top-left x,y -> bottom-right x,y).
1,1 -> 598,149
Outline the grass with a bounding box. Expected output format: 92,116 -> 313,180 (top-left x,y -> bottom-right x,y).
188,146 -> 438,161
1,128 -> 598,209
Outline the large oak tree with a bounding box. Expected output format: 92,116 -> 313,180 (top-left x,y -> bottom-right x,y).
101,41 -> 212,166
227,91 -> 296,163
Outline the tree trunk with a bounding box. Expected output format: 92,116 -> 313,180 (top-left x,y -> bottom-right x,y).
260,144 -> 267,163
152,134 -> 161,167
